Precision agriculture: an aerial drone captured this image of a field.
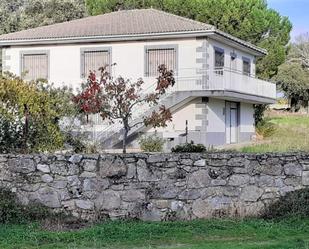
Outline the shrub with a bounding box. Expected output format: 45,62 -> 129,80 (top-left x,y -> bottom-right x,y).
0,73 -> 77,153
263,188 -> 309,219
139,134 -> 165,152
256,118 -> 276,138
171,141 -> 206,153
0,188 -> 52,224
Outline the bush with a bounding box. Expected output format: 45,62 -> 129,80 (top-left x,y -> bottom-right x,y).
263,188 -> 309,219
0,188 -> 53,224
171,141 -> 206,153
256,118 -> 276,138
0,73 -> 77,153
139,134 -> 165,152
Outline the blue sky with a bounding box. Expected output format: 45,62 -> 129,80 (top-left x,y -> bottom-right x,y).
267,0 -> 309,40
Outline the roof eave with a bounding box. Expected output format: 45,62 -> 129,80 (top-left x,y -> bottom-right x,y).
0,30 -> 267,56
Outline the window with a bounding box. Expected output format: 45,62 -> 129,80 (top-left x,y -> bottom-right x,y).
242,57 -> 251,76
81,48 -> 111,78
145,45 -> 177,77
214,47 -> 224,69
214,47 -> 224,75
21,51 -> 49,80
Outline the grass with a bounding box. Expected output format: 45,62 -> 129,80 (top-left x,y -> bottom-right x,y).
0,218 -> 308,249
241,113 -> 309,153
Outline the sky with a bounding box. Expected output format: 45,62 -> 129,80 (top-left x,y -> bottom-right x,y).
267,0 -> 309,40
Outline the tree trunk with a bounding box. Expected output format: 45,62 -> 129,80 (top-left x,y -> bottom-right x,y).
122,128 -> 128,154
22,104 -> 29,153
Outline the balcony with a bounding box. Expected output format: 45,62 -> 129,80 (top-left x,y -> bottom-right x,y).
171,68 -> 277,102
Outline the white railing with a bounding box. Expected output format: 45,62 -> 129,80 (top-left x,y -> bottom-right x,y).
175,68 -> 276,99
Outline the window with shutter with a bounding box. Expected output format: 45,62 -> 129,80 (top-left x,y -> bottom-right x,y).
21,51 -> 49,80
145,45 -> 177,77
81,48 -> 111,78
242,57 -> 251,76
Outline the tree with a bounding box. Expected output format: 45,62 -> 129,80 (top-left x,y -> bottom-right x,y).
0,0 -> 86,36
274,63 -> 309,112
0,73 -> 76,153
85,0 -> 292,79
74,65 -> 175,153
275,33 -> 309,112
288,33 -> 309,69
20,0 -> 86,30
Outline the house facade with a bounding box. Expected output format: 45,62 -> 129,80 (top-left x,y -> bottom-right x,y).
0,9 -> 276,151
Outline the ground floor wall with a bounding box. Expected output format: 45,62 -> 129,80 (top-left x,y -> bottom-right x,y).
0,153 -> 308,221
137,97 -> 255,150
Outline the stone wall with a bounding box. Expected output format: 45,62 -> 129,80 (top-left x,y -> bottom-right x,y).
0,153 -> 308,221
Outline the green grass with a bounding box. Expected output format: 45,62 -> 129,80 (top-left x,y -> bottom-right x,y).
0,218 -> 309,249
241,114 -> 309,153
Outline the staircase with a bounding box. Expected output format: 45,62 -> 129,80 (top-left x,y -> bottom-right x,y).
99,90 -> 194,148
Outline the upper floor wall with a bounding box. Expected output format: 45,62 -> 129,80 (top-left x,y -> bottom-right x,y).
2,36 -> 258,90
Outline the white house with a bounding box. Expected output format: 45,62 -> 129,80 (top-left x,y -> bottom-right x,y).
0,9 -> 276,150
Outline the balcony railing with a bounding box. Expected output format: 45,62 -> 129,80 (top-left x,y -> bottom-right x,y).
173,68 -> 276,99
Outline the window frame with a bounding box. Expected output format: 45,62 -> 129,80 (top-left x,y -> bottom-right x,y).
144,44 -> 178,77
80,47 -> 112,79
214,46 -> 225,70
242,56 -> 251,76
20,50 -> 50,80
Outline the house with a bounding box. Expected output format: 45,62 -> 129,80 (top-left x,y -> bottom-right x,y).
0,9 -> 276,151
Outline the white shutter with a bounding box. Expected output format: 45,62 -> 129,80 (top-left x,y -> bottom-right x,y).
83,50 -> 110,78
146,48 -> 176,77
22,53 -> 48,80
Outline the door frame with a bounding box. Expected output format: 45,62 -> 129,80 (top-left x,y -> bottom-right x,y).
225,101 -> 240,144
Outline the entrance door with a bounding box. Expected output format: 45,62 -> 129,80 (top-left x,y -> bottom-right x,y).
226,102 -> 238,144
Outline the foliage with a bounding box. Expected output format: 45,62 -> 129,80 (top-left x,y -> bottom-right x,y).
171,141 -> 206,153
274,33 -> 309,112
253,104 -> 268,126
240,114 -> 309,153
85,0 -> 292,79
0,188 -> 52,224
0,0 -> 86,35
274,63 -> 309,112
255,118 -> 276,138
288,32 -> 309,69
263,188 -> 309,219
74,65 -> 175,153
139,133 -> 165,152
1,218 -> 309,248
0,73 -> 76,153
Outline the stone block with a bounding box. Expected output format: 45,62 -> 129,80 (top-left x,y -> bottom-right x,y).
82,159 -> 97,172
37,164 -> 50,173
228,174 -> 250,186
95,190 -> 121,210
99,157 -> 127,178
9,157 -> 36,174
302,171 -> 309,185
41,174 -> 53,183
240,186 -> 263,202
187,170 -> 211,188
76,200 -> 94,210
284,162 -> 302,177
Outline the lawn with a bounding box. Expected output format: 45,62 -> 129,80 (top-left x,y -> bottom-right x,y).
0,218 -> 308,249
241,113 -> 309,153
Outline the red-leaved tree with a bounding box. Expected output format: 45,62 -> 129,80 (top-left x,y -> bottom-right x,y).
74,64 -> 175,153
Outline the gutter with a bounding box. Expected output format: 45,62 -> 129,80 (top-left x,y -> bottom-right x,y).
0,30 -> 267,56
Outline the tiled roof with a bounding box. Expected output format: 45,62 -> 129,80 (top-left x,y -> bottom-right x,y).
0,9 -> 213,41
0,8 -> 266,55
